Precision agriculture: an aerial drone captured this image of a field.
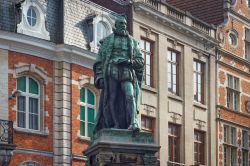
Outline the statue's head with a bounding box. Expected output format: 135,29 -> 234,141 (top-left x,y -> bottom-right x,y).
114,17 -> 127,35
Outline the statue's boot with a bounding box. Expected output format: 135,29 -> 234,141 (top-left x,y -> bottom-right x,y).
126,95 -> 140,132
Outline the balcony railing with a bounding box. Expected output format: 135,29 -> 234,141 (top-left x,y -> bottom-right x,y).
167,161 -> 185,166
134,0 -> 215,38
0,120 -> 13,144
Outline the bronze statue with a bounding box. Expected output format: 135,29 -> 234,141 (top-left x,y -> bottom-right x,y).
93,17 -> 144,134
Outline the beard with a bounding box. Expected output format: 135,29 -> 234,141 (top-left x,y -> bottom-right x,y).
114,28 -> 127,36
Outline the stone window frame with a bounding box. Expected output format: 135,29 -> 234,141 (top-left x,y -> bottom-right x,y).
226,74 -> 240,112
223,125 -> 237,166
19,161 -> 41,166
167,49 -> 180,95
16,76 -> 41,131
17,0 -> 50,40
77,76 -> 100,141
13,63 -> 50,136
89,14 -> 113,53
193,59 -> 205,104
140,37 -> 154,87
244,27 -> 250,61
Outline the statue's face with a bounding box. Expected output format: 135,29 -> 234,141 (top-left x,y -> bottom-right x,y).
115,19 -> 127,31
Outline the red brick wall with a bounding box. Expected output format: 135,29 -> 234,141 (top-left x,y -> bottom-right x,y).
9,153 -> 53,166
8,51 -> 54,165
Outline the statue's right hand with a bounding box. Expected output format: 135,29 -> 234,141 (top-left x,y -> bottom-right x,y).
98,78 -> 104,89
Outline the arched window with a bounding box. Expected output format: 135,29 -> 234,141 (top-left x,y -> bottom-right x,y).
20,161 -> 41,166
79,88 -> 95,138
97,21 -> 109,43
16,76 -> 40,130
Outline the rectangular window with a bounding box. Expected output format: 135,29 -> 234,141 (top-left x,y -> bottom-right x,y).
242,150 -> 248,166
227,75 -> 240,111
194,130 -> 205,165
140,39 -> 153,87
193,60 -> 205,103
168,123 -> 180,163
223,125 -> 238,166
245,28 -> 250,61
168,50 -> 179,95
141,115 -> 154,134
242,130 -> 248,148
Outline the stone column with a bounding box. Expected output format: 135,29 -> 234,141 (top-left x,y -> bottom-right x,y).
183,46 -> 194,165
208,55 -> 216,166
0,49 -> 8,120
53,62 -> 71,166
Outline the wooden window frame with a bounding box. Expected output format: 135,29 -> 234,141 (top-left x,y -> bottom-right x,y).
167,49 -> 180,95
168,123 -> 180,163
194,130 -> 205,165
193,60 -> 205,104
140,37 -> 154,87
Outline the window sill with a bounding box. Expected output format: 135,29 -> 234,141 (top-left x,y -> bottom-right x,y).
77,134 -> 91,143
193,102 -> 207,110
168,93 -> 183,102
141,85 -> 157,93
14,127 -> 49,137
223,142 -> 238,148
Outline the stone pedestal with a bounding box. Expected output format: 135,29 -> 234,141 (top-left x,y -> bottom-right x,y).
84,129 -> 160,166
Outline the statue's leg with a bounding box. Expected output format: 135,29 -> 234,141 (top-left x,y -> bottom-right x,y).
108,77 -> 120,128
121,81 -> 139,131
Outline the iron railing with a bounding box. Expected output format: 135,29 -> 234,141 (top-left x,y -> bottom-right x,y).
167,161 -> 185,166
0,120 -> 13,144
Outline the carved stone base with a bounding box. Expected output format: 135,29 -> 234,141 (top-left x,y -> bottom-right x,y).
84,129 -> 160,166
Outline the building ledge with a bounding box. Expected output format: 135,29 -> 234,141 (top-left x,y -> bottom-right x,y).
14,127 -> 49,137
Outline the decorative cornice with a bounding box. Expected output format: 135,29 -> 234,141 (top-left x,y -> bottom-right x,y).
218,61 -> 250,77
0,30 -> 96,69
219,48 -> 250,66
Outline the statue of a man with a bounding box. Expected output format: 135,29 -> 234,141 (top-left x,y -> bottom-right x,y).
93,17 -> 144,133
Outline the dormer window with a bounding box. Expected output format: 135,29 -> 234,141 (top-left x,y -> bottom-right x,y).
88,14 -> 114,53
17,0 -> 50,40
27,7 -> 37,27
97,21 -> 109,44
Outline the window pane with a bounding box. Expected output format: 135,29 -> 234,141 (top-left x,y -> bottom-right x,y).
193,62 -> 197,71
146,41 -> 150,52
87,107 -> 95,123
17,111 -> 26,128
87,89 -> 95,105
80,106 -> 85,121
17,76 -> 26,92
146,74 -> 151,86
29,78 -> 38,94
80,88 -> 85,103
167,51 -> 171,60
29,114 -> 38,130
172,52 -> 176,62
29,98 -> 38,114
146,65 -> 151,75
146,54 -> 151,65
17,96 -> 26,128
80,121 -> 85,136
140,40 -> 144,50
88,123 -> 95,138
